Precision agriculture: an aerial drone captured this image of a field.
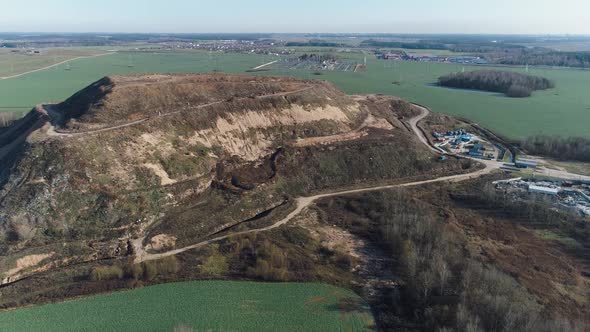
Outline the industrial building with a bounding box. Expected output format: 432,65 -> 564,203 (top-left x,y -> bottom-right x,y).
432,128 -> 498,160
528,184 -> 560,196
494,178 -> 590,217
515,158 -> 538,169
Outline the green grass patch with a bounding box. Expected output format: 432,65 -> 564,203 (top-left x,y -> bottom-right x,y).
0,281 -> 374,332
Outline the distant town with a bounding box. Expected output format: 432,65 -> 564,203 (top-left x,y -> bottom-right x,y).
376,50 -> 488,64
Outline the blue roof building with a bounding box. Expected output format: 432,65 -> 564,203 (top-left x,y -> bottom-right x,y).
460,135 -> 472,142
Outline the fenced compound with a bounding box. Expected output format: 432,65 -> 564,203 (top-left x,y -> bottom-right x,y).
263,55 -> 359,72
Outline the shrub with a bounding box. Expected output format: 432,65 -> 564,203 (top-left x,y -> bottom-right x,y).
332,252 -> 352,270
159,152 -> 202,178
254,259 -> 271,279
248,241 -> 290,281
124,263 -> 144,280
143,261 -> 158,281
281,227 -> 311,247
89,265 -> 124,281
141,256 -> 179,281
157,256 -> 180,274
200,245 -> 229,277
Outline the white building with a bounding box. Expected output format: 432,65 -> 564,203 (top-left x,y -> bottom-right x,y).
528,184 -> 560,196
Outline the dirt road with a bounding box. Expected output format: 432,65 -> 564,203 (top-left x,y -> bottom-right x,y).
409,103 -> 449,154
134,163 -> 496,263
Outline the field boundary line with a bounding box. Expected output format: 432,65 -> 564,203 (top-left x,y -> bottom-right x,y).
252,60 -> 278,70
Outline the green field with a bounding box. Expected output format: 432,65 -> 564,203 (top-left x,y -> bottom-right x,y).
284,59 -> 590,140
0,281 -> 374,332
1,50 -> 589,139
0,48 -> 104,78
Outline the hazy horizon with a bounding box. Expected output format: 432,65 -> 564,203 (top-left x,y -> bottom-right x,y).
1,0 -> 589,35
1,32 -> 590,37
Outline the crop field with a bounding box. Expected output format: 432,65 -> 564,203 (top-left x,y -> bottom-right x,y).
0,51 -> 260,115
271,58 -> 590,140
0,48 -> 105,79
1,49 -> 589,139
0,281 -> 374,331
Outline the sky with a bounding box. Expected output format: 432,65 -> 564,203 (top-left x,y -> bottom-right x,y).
1,0 -> 589,35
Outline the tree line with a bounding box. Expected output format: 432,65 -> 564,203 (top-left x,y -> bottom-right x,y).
488,50 -> 590,68
521,135 -> 590,162
285,40 -> 341,47
438,70 -> 554,97
320,189 -> 587,331
360,39 -> 447,50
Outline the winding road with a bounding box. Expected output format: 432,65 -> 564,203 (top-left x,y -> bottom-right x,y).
134,164 -> 496,263
409,104 -> 441,154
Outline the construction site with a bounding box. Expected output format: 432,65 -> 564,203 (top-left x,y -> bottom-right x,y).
494,178 -> 590,217
432,128 -> 502,160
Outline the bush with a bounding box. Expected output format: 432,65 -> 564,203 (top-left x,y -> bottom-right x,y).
124,263 -> 144,280
331,252 -> 352,270
247,241 -> 290,281
142,256 -> 179,281
157,256 -> 180,274
200,244 -> 229,277
159,152 -> 202,178
143,261 -> 158,281
89,265 -> 124,281
252,258 -> 288,281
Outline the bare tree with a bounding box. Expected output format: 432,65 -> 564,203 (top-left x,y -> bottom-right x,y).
435,255 -> 451,295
